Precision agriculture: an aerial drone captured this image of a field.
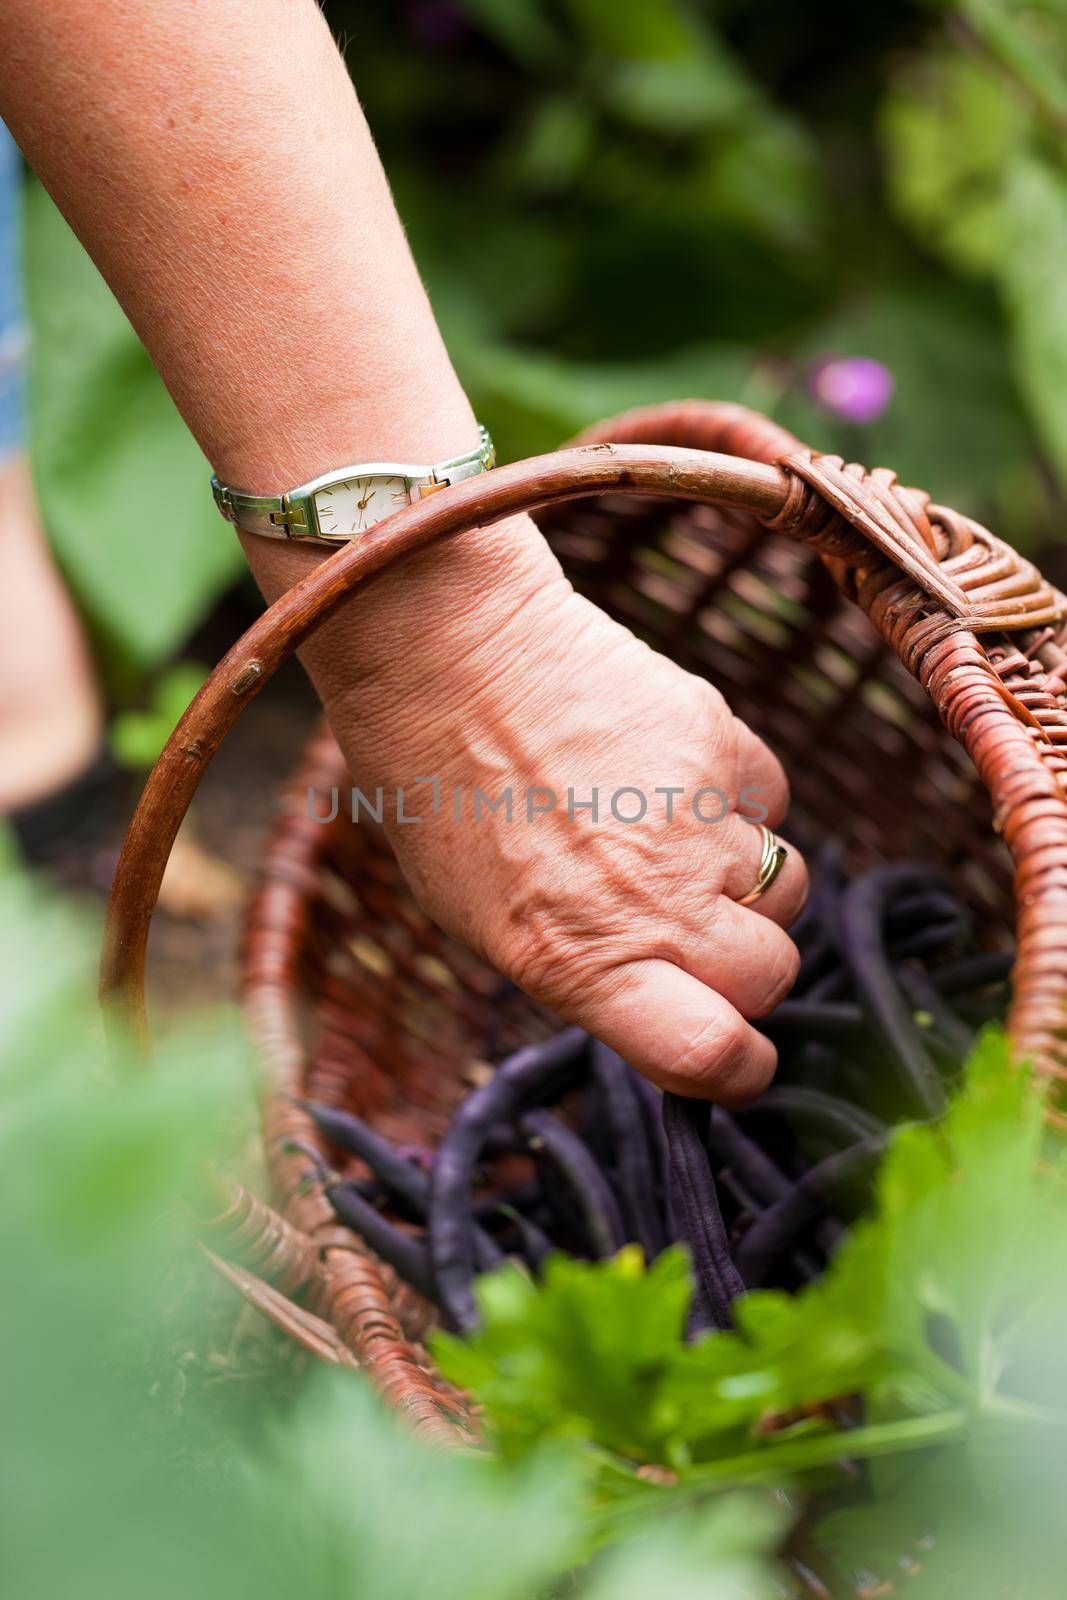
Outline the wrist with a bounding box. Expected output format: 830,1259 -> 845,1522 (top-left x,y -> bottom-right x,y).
247,506 -> 571,787
331,511 -> 571,774
229,401 -> 567,780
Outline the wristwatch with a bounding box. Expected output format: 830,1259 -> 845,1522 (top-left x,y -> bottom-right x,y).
211,425 -> 495,545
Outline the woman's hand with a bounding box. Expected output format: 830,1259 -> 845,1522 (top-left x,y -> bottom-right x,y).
308,512 -> 808,1106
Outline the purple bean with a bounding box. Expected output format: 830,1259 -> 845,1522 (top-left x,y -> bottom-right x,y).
930,950 -> 1013,997
803,966 -> 850,1002
487,1203 -> 556,1269
758,1000 -> 864,1042
630,1071 -> 669,1185
326,1181 -> 439,1301
707,1113 -> 825,1281
794,936 -> 838,995
519,1109 -> 627,1259
895,965 -> 975,1059
471,1181 -> 541,1220
885,890 -> 963,943
284,1139 -> 439,1301
590,1041 -> 665,1258
299,1100 -> 430,1214
301,1099 -> 505,1273
428,1027 -> 588,1332
802,842 -> 846,950
662,1094 -> 744,1331
716,1167 -> 765,1246
888,917 -> 967,962
705,1110 -> 791,1204
837,866 -> 948,1117
735,1138 -> 885,1286
744,1087 -> 886,1148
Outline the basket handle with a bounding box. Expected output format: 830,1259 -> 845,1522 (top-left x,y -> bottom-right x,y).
101,402 -> 1067,1094
100,439 -> 793,1041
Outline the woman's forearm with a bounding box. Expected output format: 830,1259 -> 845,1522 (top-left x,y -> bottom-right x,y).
1,0 -> 471,483
0,0 -> 559,710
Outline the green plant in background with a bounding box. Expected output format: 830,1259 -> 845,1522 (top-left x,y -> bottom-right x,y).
882,0 -> 1067,486
22,186 -> 243,686
109,659 -> 208,770
349,0 -> 1066,536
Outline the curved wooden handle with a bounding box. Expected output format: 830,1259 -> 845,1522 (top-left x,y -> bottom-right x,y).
101,440 -> 792,1041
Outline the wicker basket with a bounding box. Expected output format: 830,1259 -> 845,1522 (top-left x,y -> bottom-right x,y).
102,400 -> 1067,1451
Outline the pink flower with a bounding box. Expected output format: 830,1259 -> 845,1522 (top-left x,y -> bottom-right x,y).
810,356 -> 894,426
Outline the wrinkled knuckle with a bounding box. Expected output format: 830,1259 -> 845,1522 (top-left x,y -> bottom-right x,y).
748,939 -> 801,1019
697,677 -> 729,722
784,860 -> 811,926
507,917 -> 598,1008
666,1010 -> 751,1095
677,661 -> 721,708
506,925 -> 561,999
727,712 -> 750,748
723,1043 -> 777,1107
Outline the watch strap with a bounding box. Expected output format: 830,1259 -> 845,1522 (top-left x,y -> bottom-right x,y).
211,426 -> 495,543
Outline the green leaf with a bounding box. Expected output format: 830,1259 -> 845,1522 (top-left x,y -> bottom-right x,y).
255,1377 -> 581,1600
958,0 -> 1067,131
110,659 -> 208,770
596,53 -> 754,136
560,0 -> 699,61
457,0 -> 564,68
23,181 -> 243,675
434,1246 -> 694,1463
881,47 -> 1031,277
579,1493 -> 786,1600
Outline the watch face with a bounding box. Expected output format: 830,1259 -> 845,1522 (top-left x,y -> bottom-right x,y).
313,475 -> 411,538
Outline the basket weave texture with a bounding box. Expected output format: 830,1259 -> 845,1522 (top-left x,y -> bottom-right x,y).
102,400 -> 1067,1442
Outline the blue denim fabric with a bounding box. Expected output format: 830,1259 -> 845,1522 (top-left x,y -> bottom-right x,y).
0,124 -> 28,461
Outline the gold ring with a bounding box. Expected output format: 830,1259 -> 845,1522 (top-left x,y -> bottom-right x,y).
736,824 -> 788,907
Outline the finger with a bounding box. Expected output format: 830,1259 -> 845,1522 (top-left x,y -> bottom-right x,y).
730,719 -> 789,829
679,894 -> 801,1019
560,956 -> 778,1106
720,813 -> 809,929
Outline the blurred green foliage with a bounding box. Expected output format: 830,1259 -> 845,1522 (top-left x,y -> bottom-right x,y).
0,853 -> 791,1599
5,846 -> 1067,1596
23,188 -> 242,684
341,0 -> 1067,532
21,0 -> 1067,678
109,659 -> 209,770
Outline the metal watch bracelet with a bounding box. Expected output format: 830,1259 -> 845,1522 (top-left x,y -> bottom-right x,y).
211,425 -> 495,545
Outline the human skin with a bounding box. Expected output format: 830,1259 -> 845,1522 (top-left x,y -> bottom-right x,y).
0,0 -> 807,1102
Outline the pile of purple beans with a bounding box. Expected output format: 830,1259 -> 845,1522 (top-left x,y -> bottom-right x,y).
294,845 -> 1012,1335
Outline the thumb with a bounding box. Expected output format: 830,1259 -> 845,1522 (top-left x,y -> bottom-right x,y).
559,957 -> 778,1107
